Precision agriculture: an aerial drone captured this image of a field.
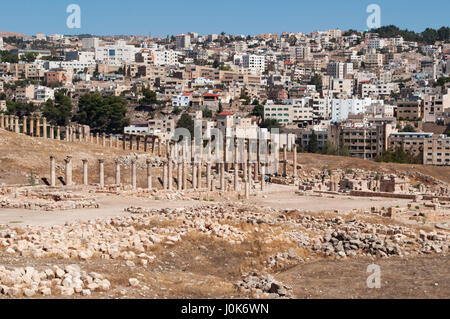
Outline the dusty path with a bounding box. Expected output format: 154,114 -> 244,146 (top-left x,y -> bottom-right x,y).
276,255 -> 450,299
0,194 -> 200,226
251,185 -> 411,212
0,185 -> 413,226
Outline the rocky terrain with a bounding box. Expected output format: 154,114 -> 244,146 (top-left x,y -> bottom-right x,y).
0,202 -> 448,298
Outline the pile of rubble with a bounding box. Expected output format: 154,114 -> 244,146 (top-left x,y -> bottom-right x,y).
0,197 -> 99,211
263,250 -> 304,271
235,272 -> 293,298
0,264 -> 110,297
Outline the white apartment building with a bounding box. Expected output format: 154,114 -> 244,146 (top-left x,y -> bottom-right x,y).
172,92 -> 192,107
175,34 -> 191,49
264,99 -> 313,125
331,98 -> 384,122
365,52 -> 384,68
327,62 -> 353,79
389,36 -> 404,46
369,38 -> 386,50
34,85 -> 54,101
361,83 -> 399,98
95,40 -> 139,66
242,54 -> 266,74
295,45 -> 311,60
82,37 -> 99,50
153,50 -> 179,66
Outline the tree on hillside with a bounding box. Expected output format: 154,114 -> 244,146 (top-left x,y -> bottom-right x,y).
176,113 -> 194,137
251,104 -> 264,119
5,101 -> 38,117
260,119 -> 281,130
307,130 -> 319,153
309,74 -> 323,91
72,93 -> 129,134
202,107 -> 212,118
42,92 -> 72,126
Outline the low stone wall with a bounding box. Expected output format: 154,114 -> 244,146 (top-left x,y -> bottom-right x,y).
349,190 -> 417,200
422,195 -> 450,202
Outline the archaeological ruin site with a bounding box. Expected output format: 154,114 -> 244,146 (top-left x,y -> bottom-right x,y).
0,116 -> 449,299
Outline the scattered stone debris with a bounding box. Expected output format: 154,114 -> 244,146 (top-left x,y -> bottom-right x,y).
235,272 -> 293,298
0,264 -> 110,297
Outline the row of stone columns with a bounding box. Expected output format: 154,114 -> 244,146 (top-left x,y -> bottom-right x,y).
122,134 -> 163,156
0,114 -> 63,140
47,139 -> 299,192
49,156 -> 153,189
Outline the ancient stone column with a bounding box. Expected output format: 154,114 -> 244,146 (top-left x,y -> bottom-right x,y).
220,162 -> 225,191
42,118 -> 47,138
29,117 -> 34,136
162,161 -> 168,190
136,136 -> 140,152
14,116 -> 20,133
22,116 -> 27,134
192,163 -> 198,190
248,162 -> 253,189
206,162 -> 211,192
260,165 -> 265,191
293,144 -> 297,178
0,114 -> 4,129
49,126 -> 54,139
177,162 -> 183,191
65,126 -> 69,141
35,118 -> 40,137
82,159 -> 88,185
197,162 -> 202,189
50,156 -> 56,187
244,180 -> 249,199
254,158 -> 258,183
131,158 -> 137,190
158,139 -> 162,157
98,159 -> 105,188
151,137 -> 156,154
142,136 -> 146,152
64,156 -> 72,186
234,160 -> 239,191
146,159 -> 152,190
56,126 -> 60,140
102,133 -> 106,147
283,144 -> 287,177
96,132 -> 99,145
167,152 -> 173,191
115,160 -> 121,185
182,160 -> 188,190
129,135 -> 133,151
115,135 -> 119,148
123,134 -> 127,150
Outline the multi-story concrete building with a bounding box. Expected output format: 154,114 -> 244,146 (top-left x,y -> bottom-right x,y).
396,99 -> 423,121
242,54 -> 266,74
82,37 -> 99,50
15,85 -> 35,101
389,132 -> 432,158
331,98 -> 384,122
423,134 -> 450,166
175,34 -> 191,49
95,40 -> 139,66
330,122 -> 396,160
327,62 -> 353,79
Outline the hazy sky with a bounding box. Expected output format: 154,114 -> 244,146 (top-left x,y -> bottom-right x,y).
0,0 -> 449,36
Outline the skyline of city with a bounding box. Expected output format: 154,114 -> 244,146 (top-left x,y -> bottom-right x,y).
0,0 -> 449,36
